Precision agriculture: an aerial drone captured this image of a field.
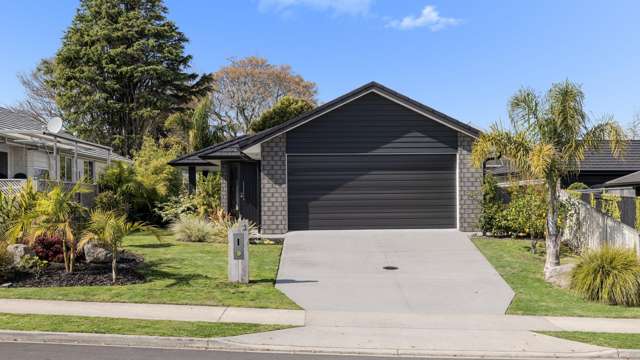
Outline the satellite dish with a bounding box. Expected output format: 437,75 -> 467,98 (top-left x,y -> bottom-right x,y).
46,117 -> 63,134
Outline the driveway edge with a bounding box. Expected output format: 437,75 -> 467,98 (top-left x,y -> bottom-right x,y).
0,330 -> 639,359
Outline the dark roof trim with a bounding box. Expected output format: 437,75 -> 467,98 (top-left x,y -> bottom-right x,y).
604,170 -> 640,187
168,136 -> 248,166
238,81 -> 481,151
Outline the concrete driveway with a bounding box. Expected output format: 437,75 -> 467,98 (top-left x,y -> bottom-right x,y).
276,229 -> 514,315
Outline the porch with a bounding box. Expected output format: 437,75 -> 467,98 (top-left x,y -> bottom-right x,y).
0,178 -> 98,207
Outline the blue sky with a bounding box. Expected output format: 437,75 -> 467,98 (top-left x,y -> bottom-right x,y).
1,0 -> 639,130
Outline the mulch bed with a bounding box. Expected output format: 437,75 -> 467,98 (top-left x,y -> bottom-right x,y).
4,252 -> 146,288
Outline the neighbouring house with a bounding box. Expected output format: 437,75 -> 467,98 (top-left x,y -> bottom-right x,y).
602,170 -> 640,196
0,107 -> 128,197
170,82 -> 483,234
489,141 -> 640,188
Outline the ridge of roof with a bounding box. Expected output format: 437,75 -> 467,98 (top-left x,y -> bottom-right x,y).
169,81 -> 483,166
237,81 -> 482,151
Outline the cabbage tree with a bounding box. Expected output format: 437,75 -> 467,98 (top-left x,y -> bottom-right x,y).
472,81 -> 626,278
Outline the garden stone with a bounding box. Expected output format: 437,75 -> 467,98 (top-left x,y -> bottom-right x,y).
546,263 -> 576,289
6,244 -> 35,266
84,242 -> 112,263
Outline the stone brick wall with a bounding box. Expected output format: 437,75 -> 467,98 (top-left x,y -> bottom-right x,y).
260,134 -> 288,234
219,162 -> 229,212
458,133 -> 482,232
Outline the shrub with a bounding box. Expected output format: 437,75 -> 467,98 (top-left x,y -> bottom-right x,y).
601,194 -> 621,221
32,234 -> 64,263
155,195 -> 199,223
18,255 -> 48,279
570,247 -> 640,306
94,190 -> 126,214
479,173 -> 504,235
567,182 -> 589,190
194,173 -> 221,215
209,209 -> 257,243
170,215 -> 216,243
0,242 -> 13,279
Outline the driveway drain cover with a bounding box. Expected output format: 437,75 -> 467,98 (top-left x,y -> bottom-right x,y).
383,266 -> 398,270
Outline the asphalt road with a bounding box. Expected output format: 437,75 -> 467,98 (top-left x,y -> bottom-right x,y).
0,342 -> 432,360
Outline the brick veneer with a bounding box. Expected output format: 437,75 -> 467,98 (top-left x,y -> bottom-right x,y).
219,162 -> 229,212
458,133 -> 482,232
260,134 -> 288,234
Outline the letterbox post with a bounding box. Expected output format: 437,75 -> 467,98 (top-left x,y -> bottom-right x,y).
228,219 -> 249,283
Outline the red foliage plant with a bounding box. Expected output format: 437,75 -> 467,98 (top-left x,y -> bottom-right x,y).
33,234 -> 64,263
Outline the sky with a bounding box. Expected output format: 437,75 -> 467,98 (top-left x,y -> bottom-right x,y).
0,0 -> 639,130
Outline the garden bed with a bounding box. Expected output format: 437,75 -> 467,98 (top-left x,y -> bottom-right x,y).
0,232 -> 299,309
6,262 -> 145,288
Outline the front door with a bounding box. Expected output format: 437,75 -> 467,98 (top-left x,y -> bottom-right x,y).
229,162 -> 260,226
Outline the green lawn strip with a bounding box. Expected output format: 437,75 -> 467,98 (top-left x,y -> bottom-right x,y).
538,331 -> 640,349
472,237 -> 640,318
0,233 -> 299,310
0,313 -> 290,338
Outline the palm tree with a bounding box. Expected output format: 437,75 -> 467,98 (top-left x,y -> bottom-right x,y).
472,81 -> 627,278
79,210 -> 153,283
27,182 -> 87,272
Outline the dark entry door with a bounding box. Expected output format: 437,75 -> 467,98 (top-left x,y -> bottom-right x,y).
229,162 -> 260,226
288,154 -> 457,230
0,152 -> 7,179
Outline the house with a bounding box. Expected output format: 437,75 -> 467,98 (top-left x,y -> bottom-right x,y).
170,82 -> 483,234
602,170 -> 640,196
488,141 -> 640,188
0,107 -> 128,194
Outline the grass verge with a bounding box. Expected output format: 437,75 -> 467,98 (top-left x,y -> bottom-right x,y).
472,237 -> 640,318
538,331 -> 640,349
0,233 -> 299,309
0,313 -> 290,338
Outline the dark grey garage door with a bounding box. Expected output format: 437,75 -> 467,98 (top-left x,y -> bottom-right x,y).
288,154 -> 456,230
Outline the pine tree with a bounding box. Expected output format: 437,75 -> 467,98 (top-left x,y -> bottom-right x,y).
50,0 -> 211,156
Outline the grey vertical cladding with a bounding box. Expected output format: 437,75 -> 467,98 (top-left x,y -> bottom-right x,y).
220,162 -> 229,212
260,134 -> 288,234
458,133 -> 482,232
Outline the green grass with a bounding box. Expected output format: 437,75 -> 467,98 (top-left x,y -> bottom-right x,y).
0,233 -> 299,309
538,331 -> 640,349
0,313 -> 289,338
472,237 -> 640,318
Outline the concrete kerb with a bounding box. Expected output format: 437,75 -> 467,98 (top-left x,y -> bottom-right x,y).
0,330 -> 639,360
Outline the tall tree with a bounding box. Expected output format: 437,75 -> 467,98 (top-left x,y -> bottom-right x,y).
13,59 -> 61,121
164,97 -> 225,152
211,56 -> 317,137
249,96 -> 314,133
49,0 -> 211,156
626,111 -> 640,139
472,81 -> 627,279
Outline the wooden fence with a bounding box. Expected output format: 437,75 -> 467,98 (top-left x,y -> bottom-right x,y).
578,192 -> 638,229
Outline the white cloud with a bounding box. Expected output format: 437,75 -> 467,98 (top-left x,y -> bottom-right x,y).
258,0 -> 373,16
386,5 -> 461,31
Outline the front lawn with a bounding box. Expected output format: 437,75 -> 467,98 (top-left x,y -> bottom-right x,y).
0,233 -> 299,309
538,331 -> 640,349
0,313 -> 289,338
473,237 -> 640,318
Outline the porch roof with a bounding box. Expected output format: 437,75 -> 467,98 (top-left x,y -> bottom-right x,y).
0,107 -> 129,163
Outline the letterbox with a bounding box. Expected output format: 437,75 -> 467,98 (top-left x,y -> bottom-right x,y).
233,232 -> 245,260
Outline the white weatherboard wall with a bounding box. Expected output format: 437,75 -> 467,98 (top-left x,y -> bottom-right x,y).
561,191 -> 640,257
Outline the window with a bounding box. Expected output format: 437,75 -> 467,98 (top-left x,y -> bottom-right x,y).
33,168 -> 50,180
84,160 -> 95,182
60,155 -> 73,182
